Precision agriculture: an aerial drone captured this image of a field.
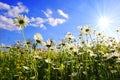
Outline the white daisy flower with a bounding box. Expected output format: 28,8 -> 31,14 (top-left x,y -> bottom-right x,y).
30,76 -> 35,79
78,52 -> 84,55
116,29 -> 120,32
34,55 -> 42,59
46,39 -> 54,48
90,53 -> 97,57
46,39 -> 51,47
59,40 -> 66,46
104,53 -> 120,60
34,33 -> 43,43
66,43 -> 74,51
14,15 -> 29,29
66,32 -> 71,35
14,74 -> 19,77
23,66 -> 30,70
77,26 -> 82,30
65,32 -> 74,40
116,58 -> 120,63
82,26 -> 91,35
70,72 -> 77,77
45,58 -> 51,63
110,70 -> 117,73
50,46 -> 56,51
96,32 -> 102,37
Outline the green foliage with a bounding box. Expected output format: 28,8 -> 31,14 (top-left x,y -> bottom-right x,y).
0,26 -> 120,80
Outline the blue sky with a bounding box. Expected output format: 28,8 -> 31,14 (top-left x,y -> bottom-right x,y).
0,0 -> 120,45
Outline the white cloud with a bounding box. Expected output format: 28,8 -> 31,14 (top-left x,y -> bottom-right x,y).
39,24 -> 47,30
29,17 -> 47,30
29,13 -> 66,29
42,9 -> 53,18
42,9 -> 67,26
33,9 -> 68,28
0,15 -> 18,31
30,17 -> 46,23
48,18 -> 66,26
0,2 -> 10,10
7,2 -> 29,17
57,9 -> 69,19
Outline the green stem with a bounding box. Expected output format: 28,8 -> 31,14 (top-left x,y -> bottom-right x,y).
86,35 -> 88,44
89,34 -> 93,43
21,27 -> 28,50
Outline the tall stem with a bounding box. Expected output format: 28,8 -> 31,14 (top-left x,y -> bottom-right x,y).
86,35 -> 88,44
22,28 -> 25,43
89,34 -> 94,46
21,27 -> 28,49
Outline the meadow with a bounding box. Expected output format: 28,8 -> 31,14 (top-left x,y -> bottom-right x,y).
0,15 -> 120,80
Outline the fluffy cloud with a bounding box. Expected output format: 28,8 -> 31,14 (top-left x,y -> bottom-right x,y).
48,18 -> 66,26
0,2 -> 69,31
42,9 -> 53,18
57,9 -> 69,19
43,9 -> 67,27
0,2 -> 10,10
29,17 -> 47,30
0,15 -> 18,31
6,2 -> 29,17
29,9 -> 67,29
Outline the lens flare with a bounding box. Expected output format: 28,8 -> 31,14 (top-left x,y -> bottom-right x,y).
98,17 -> 110,27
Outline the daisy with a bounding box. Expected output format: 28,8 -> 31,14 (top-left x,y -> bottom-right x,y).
23,66 -> 30,70
65,32 -> 74,40
14,15 -> 29,29
97,32 -> 102,37
82,26 -> 91,35
66,43 -> 74,51
45,58 -> 51,63
77,26 -> 83,30
59,40 -> 66,46
116,29 -> 120,32
34,33 -> 43,43
46,39 -> 54,48
30,76 -> 35,80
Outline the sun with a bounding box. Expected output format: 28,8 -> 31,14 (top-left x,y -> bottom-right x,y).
98,16 -> 110,27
